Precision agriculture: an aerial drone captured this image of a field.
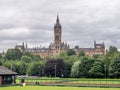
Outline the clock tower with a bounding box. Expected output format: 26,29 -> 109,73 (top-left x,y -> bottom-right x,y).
54,15 -> 62,54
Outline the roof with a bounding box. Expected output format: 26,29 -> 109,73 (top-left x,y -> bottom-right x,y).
0,66 -> 17,75
78,48 -> 94,51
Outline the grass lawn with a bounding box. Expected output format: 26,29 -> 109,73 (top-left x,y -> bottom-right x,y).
0,86 -> 120,90
17,78 -> 120,85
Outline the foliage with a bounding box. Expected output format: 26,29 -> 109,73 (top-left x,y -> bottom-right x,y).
93,54 -> 100,58
78,59 -> 95,78
17,61 -> 27,75
79,50 -> 85,57
67,49 -> 76,56
109,53 -> 120,78
77,58 -> 105,78
0,45 -> 120,78
21,55 -> 32,63
107,46 -> 118,55
88,60 -> 104,78
71,61 -> 81,77
104,46 -> 118,66
0,54 -> 2,59
43,59 -> 65,77
27,62 -> 43,76
23,51 -> 41,61
23,51 -> 33,57
74,45 -> 79,49
5,49 -> 22,60
32,55 -> 41,61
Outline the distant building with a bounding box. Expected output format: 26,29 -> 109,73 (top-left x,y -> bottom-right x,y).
15,15 -> 105,58
15,15 -> 69,58
0,66 -> 17,86
75,41 -> 105,57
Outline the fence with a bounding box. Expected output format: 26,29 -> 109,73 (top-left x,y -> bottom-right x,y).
17,78 -> 120,88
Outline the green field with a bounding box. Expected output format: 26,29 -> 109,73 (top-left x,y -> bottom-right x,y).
0,86 -> 120,90
17,78 -> 120,85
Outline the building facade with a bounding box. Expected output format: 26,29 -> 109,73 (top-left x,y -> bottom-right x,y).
15,15 -> 69,58
15,15 -> 105,58
76,41 -> 105,57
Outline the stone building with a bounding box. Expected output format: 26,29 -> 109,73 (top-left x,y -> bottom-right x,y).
15,15 -> 69,58
75,41 -> 105,57
15,15 -> 105,58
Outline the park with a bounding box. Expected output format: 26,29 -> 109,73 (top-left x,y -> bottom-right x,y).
0,46 -> 120,89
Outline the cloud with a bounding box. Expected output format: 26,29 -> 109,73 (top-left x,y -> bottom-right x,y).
0,0 -> 120,52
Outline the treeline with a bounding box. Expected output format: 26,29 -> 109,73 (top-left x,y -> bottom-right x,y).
0,46 -> 120,78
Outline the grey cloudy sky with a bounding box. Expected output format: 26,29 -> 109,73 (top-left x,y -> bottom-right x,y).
0,0 -> 120,52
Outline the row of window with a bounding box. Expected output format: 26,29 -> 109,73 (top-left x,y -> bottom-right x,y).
2,75 -> 14,85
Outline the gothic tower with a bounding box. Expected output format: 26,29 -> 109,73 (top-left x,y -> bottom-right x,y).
54,15 -> 62,54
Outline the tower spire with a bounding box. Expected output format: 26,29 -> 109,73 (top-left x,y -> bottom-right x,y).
54,14 -> 61,29
56,14 -> 59,23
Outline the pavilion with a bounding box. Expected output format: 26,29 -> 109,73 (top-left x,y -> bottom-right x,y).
0,66 -> 17,86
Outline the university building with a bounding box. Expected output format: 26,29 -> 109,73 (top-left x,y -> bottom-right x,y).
75,41 -> 105,57
15,15 -> 69,58
15,15 -> 105,58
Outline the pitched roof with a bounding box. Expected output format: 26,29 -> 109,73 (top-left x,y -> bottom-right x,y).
0,66 -> 17,75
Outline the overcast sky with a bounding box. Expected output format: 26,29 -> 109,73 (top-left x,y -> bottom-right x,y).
0,0 -> 120,52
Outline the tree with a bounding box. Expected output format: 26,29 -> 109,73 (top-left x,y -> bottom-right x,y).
93,54 -> 100,58
102,46 -> 118,70
27,62 -> 43,76
78,59 -> 95,78
71,61 -> 81,77
109,53 -> 120,78
21,55 -> 32,63
64,63 -> 71,78
67,49 -> 76,56
88,61 -> 104,78
43,59 -> 65,77
17,61 -> 27,75
79,50 -> 85,57
0,54 -> 2,59
32,55 -> 41,61
74,45 -> 79,49
5,49 -> 22,60
23,51 -> 33,57
23,51 -> 41,61
0,58 -> 3,65
108,46 -> 118,55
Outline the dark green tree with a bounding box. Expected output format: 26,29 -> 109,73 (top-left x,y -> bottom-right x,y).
74,45 -> 79,49
78,59 -> 95,78
108,46 -> 118,55
79,50 -> 85,57
67,49 -> 76,56
43,59 -> 65,77
5,49 -> 22,60
88,60 -> 104,78
93,54 -> 100,58
109,53 -> 120,78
